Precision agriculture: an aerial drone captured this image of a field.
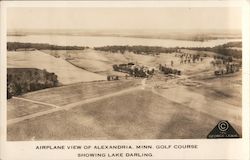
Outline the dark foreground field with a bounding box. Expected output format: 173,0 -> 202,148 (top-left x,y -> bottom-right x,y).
7,72 -> 241,140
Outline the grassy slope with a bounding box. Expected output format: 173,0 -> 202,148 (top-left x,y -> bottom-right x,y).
7,50 -> 106,84
43,49 -> 215,76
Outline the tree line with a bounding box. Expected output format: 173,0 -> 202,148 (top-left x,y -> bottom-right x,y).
94,45 -> 180,55
94,42 -> 241,59
7,42 -> 87,51
182,42 -> 242,59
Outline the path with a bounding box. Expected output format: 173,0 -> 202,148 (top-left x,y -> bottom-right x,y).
7,84 -> 143,125
13,97 -> 61,108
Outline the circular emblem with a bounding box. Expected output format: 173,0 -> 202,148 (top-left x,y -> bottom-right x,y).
217,121 -> 229,132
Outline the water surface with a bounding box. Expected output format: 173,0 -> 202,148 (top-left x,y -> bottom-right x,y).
8,35 -> 241,48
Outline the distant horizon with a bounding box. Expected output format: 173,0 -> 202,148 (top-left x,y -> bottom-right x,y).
7,28 -> 241,37
8,7 -> 241,31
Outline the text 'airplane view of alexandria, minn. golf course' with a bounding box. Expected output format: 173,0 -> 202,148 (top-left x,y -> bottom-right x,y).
6,7 -> 242,140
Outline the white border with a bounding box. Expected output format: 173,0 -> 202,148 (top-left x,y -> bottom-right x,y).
0,0 -> 244,8
0,1 -> 249,160
0,2 -> 7,160
242,1 -> 250,159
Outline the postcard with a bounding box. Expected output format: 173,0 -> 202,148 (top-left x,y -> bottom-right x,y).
0,1 -> 249,159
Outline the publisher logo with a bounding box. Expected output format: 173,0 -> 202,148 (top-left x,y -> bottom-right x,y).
217,120 -> 229,132
207,120 -> 240,139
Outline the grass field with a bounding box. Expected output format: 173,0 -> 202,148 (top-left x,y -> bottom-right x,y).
8,89 -> 223,140
45,49 -> 215,76
7,48 -> 242,140
7,98 -> 54,120
7,72 -> 242,140
20,80 -> 140,106
7,80 -> 140,121
7,50 -> 106,84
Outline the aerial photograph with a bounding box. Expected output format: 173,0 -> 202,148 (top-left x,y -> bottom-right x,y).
6,7 -> 242,140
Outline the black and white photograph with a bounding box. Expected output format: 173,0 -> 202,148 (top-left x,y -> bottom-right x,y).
6,6 -> 243,141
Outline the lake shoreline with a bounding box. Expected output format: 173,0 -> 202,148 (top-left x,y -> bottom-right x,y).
7,35 -> 242,48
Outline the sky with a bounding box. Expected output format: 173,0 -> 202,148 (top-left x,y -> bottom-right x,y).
7,7 -> 241,31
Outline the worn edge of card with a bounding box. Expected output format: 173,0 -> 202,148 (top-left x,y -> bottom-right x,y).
0,0 -> 249,160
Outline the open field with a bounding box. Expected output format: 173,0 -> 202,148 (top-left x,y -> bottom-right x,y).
7,46 -> 242,140
7,71 -> 242,140
7,98 -> 55,120
7,80 -> 140,120
151,75 -> 242,130
8,89 -> 223,140
20,80 -> 140,106
7,50 -> 106,84
42,49 -> 157,75
42,48 -> 215,76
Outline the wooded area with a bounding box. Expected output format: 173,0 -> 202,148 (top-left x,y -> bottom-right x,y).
7,68 -> 59,99
94,45 -> 179,55
7,42 -> 87,51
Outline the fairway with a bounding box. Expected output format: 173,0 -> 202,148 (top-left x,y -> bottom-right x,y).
7,50 -> 106,84
8,89 -> 220,140
7,48 -> 242,140
7,74 -> 242,140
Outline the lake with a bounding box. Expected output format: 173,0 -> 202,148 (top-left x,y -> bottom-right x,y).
8,35 -> 241,48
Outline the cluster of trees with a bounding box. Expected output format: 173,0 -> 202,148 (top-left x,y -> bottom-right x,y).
107,75 -> 119,81
7,68 -> 59,99
213,55 -> 233,62
187,34 -> 216,42
221,41 -> 241,48
159,64 -> 181,75
182,42 -> 242,59
113,63 -> 154,78
94,45 -> 180,55
7,42 -> 87,51
214,63 -> 240,75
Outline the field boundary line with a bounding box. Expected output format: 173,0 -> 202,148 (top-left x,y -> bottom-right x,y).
12,97 -> 61,108
7,107 -> 62,125
8,85 -> 143,125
